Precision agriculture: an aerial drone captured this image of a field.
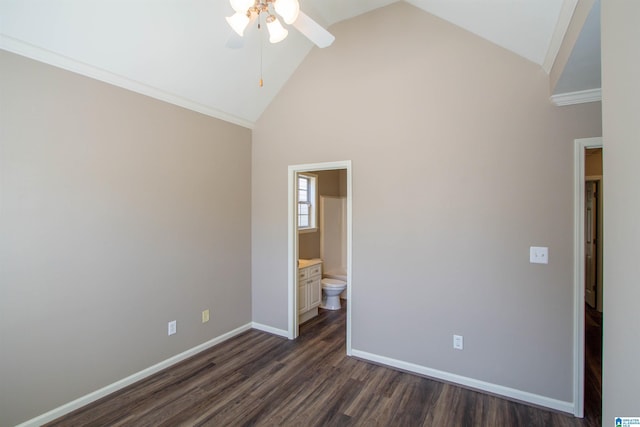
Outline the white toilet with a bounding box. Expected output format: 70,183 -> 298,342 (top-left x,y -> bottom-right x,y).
319,195 -> 348,310
320,272 -> 347,310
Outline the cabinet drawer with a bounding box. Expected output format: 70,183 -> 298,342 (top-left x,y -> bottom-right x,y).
309,264 -> 322,277
298,268 -> 309,280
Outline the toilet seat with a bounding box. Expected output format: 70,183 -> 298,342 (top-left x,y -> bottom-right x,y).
321,278 -> 346,288
324,271 -> 347,282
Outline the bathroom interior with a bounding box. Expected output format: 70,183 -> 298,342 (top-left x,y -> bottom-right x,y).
297,168 -> 348,326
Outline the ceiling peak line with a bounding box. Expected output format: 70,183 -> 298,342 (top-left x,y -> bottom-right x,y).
542,0 -> 579,73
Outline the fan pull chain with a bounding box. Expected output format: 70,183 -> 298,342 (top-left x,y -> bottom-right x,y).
260,35 -> 264,87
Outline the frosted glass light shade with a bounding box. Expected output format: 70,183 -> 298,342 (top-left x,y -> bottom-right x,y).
267,16 -> 288,43
226,11 -> 251,36
274,0 -> 300,24
230,0 -> 253,13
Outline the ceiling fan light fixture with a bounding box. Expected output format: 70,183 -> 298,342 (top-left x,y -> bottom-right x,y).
266,14 -> 288,43
274,0 -> 300,25
226,11 -> 251,36
229,0 -> 254,13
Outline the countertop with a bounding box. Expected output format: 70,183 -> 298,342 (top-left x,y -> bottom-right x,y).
298,258 -> 322,269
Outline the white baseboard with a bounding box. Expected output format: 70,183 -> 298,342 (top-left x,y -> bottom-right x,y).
17,323 -> 253,427
351,349 -> 574,415
19,326 -> 571,426
251,322 -> 289,338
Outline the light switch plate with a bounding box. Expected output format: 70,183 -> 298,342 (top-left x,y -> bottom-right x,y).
530,246 -> 549,264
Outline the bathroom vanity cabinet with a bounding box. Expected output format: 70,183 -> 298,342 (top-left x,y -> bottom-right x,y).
298,259 -> 322,323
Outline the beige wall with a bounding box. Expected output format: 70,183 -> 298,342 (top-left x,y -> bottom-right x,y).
0,51 -> 252,426
317,169 -> 343,197
252,2 -> 602,404
298,229 -> 320,259
601,1 -> 640,422
339,169 -> 347,197
298,169 -> 344,259
585,148 -> 603,176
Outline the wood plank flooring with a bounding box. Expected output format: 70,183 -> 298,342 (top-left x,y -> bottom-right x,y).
583,304 -> 602,425
47,307 -> 601,426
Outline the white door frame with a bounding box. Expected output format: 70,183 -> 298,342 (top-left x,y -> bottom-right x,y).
287,160 -> 352,355
573,137 -> 602,417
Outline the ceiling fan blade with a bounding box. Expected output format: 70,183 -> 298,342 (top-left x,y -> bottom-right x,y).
292,11 -> 335,48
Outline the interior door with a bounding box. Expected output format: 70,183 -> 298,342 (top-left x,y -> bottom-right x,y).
585,181 -> 597,308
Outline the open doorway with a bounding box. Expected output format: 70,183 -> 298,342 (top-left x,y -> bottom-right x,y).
584,148 -> 603,313
573,138 -> 603,419
287,161 -> 352,355
584,148 -> 603,423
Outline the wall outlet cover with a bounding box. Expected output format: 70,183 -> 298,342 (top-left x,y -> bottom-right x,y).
168,320 -> 177,336
530,246 -> 549,264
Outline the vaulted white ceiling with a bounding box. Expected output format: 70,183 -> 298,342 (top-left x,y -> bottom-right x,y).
0,0 -> 599,128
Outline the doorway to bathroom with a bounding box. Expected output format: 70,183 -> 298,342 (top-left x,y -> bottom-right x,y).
573,137 -> 603,419
287,161 -> 352,355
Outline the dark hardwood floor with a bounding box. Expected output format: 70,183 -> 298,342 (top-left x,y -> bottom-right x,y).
584,304 -> 602,425
47,306 -> 602,426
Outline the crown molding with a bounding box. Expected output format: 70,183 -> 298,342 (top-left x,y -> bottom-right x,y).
0,35 -> 254,129
551,88 -> 602,106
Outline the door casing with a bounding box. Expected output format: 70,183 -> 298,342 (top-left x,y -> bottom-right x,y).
573,137 -> 602,417
287,160 -> 352,355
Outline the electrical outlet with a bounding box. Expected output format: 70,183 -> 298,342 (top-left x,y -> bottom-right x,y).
453,334 -> 463,350
530,246 -> 549,264
202,309 -> 210,323
168,320 -> 177,336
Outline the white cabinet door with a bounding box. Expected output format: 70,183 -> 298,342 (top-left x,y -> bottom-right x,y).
298,263 -> 322,315
298,283 -> 308,314
308,277 -> 321,308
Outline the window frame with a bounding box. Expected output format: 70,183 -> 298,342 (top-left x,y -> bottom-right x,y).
297,173 -> 317,233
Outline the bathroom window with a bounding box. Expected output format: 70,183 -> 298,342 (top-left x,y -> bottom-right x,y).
297,173 -> 317,232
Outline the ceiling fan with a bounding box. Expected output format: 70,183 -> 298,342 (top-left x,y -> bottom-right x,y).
225,0 -> 335,49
